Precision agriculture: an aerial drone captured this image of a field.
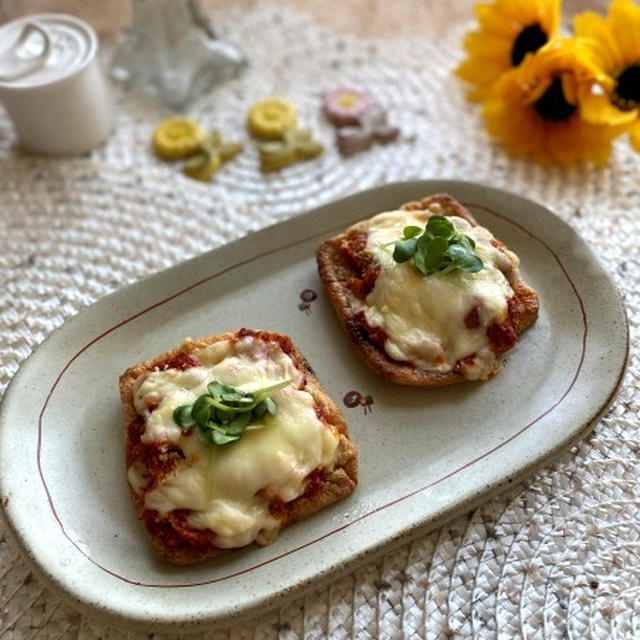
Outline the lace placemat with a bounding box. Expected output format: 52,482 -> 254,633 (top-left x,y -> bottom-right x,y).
0,3 -> 638,638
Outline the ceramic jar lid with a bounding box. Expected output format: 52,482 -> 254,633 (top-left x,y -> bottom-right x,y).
0,13 -> 112,155
0,14 -> 96,87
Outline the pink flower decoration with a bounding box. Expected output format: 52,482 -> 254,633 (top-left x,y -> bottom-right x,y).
336,105 -> 400,156
323,87 -> 372,126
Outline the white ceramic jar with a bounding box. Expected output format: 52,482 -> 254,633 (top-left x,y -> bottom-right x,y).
0,13 -> 113,155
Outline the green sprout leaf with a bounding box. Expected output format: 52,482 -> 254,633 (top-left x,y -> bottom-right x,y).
403,225 -> 423,239
425,215 -> 454,238
192,395 -> 213,425
392,215 -> 484,276
173,405 -> 195,428
172,377 -> 292,447
265,397 -> 277,415
253,400 -> 268,418
212,431 -> 240,446
392,236 -> 418,263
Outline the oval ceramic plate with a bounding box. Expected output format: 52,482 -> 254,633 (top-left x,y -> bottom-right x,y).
0,181 -> 628,631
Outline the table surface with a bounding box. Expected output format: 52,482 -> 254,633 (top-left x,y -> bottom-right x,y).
0,1 -> 638,639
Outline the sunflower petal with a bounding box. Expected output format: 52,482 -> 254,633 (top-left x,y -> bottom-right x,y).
463,31 -> 513,58
496,0 -> 540,24
561,73 -> 578,106
542,0 -> 561,35
547,122 -> 575,166
574,11 -> 623,71
629,120 -> 640,151
466,85 -> 493,102
476,4 -> 520,37
457,58 -> 508,84
608,0 -> 640,69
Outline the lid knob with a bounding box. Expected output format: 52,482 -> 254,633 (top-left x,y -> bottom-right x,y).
0,22 -> 51,82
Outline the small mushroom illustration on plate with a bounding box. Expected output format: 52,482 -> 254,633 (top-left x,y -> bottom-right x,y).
343,390 -> 374,414
298,288 -> 318,315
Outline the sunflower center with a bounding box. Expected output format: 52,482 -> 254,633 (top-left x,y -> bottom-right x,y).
511,23 -> 547,66
612,64 -> 640,110
534,76 -> 577,121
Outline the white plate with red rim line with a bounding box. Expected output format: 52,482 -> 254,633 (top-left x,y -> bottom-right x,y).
0,180 -> 628,631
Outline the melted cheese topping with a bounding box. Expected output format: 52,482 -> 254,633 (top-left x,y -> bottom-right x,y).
359,208 -> 519,379
130,337 -> 339,548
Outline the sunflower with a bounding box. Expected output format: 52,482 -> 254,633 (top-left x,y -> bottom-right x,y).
574,0 -> 640,149
482,38 -> 627,165
457,0 -> 562,101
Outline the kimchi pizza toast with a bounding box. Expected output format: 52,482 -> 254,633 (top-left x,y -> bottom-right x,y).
120,329 -> 358,564
316,194 -> 539,386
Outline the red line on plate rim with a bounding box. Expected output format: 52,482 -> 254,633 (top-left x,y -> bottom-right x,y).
35,201 -> 587,588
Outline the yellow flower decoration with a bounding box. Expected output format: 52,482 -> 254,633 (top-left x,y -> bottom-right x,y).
457,0 -> 561,101
482,38 -> 627,166
574,0 -> 640,149
247,97 -> 298,140
152,117 -> 205,159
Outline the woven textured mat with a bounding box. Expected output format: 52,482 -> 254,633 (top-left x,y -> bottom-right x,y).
1,3 -> 639,638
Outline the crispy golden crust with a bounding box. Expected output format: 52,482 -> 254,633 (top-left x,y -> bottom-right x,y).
119,329 -> 357,564
316,193 -> 540,387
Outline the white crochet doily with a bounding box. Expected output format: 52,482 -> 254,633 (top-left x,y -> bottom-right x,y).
0,3 -> 638,638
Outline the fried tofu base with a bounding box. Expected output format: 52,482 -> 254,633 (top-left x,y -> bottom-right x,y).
316,194 -> 540,386
120,329 -> 358,564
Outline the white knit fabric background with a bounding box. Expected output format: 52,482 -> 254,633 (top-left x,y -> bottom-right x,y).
0,3 -> 639,638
